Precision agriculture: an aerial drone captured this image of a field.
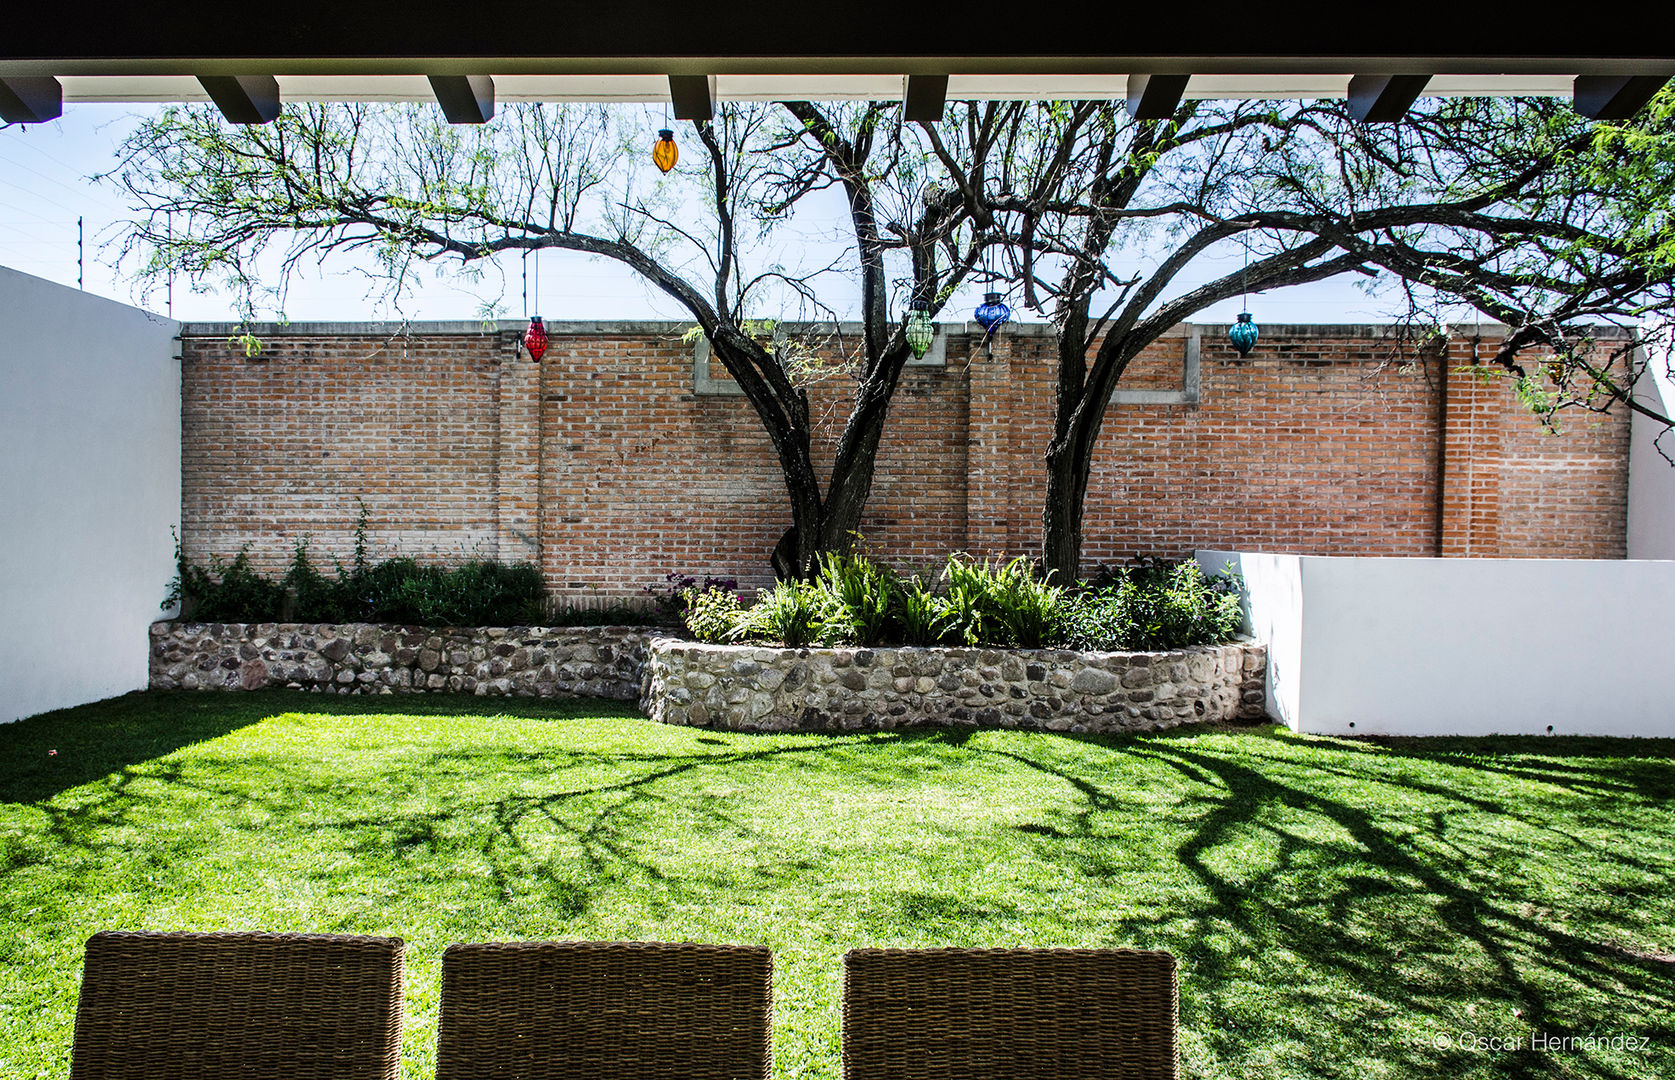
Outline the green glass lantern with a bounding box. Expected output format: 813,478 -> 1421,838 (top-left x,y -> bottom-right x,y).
905,300 -> 935,359
1229,312 -> 1259,358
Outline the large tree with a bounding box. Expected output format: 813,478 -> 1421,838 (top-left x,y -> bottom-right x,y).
110,101 -> 986,579
929,93 -> 1675,579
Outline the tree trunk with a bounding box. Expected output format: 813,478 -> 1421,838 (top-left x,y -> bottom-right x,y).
1041,443 -> 1089,583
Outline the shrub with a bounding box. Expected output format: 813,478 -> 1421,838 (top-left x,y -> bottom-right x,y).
164,533 -> 286,621
1063,559 -> 1244,650
645,571 -> 739,625
730,581 -> 821,647
681,586 -> 742,644
811,551 -> 902,645
938,554 -> 1063,648
163,511 -> 545,627
894,573 -> 947,646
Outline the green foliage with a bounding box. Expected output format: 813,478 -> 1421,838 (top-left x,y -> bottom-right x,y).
680,586 -> 743,644
894,573 -> 947,646
683,550 -> 1243,651
938,554 -> 1064,648
730,581 -> 822,648
1063,559 -> 1245,651
164,510 -> 544,626
811,551 -> 901,645
164,534 -> 286,622
383,561 -> 546,627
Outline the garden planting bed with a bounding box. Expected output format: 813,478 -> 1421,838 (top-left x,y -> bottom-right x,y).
149,622 -> 1267,733
642,638 -> 1267,734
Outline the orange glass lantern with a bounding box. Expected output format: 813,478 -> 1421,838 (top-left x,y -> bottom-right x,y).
652,128 -> 678,173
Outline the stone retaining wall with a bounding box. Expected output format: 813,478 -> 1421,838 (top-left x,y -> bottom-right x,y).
641,638 -> 1267,734
148,621 -> 1269,735
149,621 -> 649,699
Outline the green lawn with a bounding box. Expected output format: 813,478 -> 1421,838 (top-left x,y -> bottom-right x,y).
3,691 -> 1672,1079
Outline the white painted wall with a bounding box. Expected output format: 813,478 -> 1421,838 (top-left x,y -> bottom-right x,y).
1627,348 -> 1675,559
0,267 -> 180,723
1198,551 -> 1304,729
1201,551 -> 1675,738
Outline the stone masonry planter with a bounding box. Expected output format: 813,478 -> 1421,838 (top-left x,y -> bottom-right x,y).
148,621 -> 1269,735
149,621 -> 651,700
640,638 -> 1268,734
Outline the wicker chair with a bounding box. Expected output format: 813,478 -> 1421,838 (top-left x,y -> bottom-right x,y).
841,946 -> 1179,1080
69,930 -> 405,1080
435,940 -> 774,1080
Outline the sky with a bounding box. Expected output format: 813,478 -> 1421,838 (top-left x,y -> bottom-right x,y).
1,103 -> 1423,327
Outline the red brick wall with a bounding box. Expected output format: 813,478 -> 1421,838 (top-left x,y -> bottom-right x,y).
177,321 -> 1631,604
180,330 -> 503,570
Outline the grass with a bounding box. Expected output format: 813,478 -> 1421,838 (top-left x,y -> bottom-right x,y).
2,690 -> 1673,1080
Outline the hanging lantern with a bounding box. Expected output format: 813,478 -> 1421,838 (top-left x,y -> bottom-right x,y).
974,292 -> 1011,334
653,129 -> 678,173
523,315 -> 548,363
904,300 -> 935,359
1228,312 -> 1259,358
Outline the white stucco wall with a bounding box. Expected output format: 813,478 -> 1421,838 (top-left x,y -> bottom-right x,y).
1202,551 -> 1675,738
0,267 -> 180,723
1198,550 -> 1303,729
1627,348 -> 1675,559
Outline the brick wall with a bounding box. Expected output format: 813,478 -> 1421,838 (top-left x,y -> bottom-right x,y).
177,320 -> 1632,604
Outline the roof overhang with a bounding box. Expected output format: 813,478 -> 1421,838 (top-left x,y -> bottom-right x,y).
4,4 -> 1672,117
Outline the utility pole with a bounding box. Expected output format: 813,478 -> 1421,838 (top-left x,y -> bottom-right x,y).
77,216 -> 83,289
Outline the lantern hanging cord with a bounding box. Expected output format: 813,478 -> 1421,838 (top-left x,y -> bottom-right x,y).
1241,230 -> 1249,308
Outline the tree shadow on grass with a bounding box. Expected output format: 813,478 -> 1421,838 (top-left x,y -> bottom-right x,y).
973,731 -> 1675,1079
0,688 -> 642,805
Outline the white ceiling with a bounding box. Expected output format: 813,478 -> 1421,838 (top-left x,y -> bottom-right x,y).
56,73 -> 1580,105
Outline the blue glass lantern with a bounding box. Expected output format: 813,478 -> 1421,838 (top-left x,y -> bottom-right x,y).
1229,312 -> 1259,357
974,292 -> 1011,333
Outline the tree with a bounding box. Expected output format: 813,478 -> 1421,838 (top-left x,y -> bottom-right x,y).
110,101 -> 987,579
928,93 -> 1675,580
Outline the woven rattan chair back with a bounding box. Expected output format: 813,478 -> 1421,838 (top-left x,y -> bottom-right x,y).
69,930 -> 405,1080
841,946 -> 1179,1080
436,940 -> 774,1080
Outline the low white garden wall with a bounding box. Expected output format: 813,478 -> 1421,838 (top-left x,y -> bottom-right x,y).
641,639 -> 1267,734
1201,550 -> 1675,737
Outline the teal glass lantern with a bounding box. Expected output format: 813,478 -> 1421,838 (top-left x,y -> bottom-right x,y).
1229,312 -> 1259,357
974,292 -> 1011,333
905,301 -> 935,359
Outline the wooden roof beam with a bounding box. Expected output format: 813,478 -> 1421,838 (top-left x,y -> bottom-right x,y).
0,75 -> 60,122
1573,74 -> 1671,119
903,74 -> 948,122
196,74 -> 280,123
1126,73 -> 1189,120
668,74 -> 714,121
1348,74 -> 1431,121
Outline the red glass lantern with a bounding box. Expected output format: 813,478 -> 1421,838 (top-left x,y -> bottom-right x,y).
523,315 -> 548,362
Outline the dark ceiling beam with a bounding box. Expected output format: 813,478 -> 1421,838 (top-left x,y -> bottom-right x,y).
668,74 -> 714,121
196,74 -> 281,123
1573,74 -> 1671,119
0,75 -> 60,122
5,4 -> 1674,69
1126,73 -> 1189,120
903,74 -> 948,122
1347,74 -> 1431,122
428,74 -> 494,123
